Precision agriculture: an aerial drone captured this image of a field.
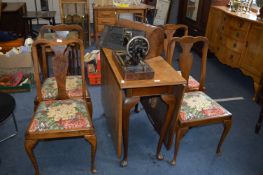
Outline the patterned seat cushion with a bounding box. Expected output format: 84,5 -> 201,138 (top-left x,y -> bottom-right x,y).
180,91 -> 231,122
177,71 -> 200,91
41,76 -> 85,100
29,99 -> 91,132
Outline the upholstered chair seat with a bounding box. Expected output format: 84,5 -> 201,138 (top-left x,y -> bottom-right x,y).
177,71 -> 200,91
29,99 -> 92,133
180,91 -> 231,122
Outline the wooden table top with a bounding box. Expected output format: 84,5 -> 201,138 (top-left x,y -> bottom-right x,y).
2,2 -> 25,12
94,3 -> 154,10
213,6 -> 263,25
102,48 -> 186,89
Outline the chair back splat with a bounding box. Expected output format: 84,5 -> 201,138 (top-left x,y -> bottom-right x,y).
167,36 -> 208,92
162,24 -> 188,58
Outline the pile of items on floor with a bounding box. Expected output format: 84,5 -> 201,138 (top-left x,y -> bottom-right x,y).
0,32 -> 34,93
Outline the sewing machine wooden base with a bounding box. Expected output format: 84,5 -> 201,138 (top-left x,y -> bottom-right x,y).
112,51 -> 154,81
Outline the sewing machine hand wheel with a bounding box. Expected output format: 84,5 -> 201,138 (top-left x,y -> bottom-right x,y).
126,36 -> 150,65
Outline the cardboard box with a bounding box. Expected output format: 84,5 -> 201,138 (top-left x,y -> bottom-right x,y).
0,52 -> 34,75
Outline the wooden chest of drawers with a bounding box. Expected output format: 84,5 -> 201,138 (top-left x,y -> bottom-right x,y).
93,4 -> 151,45
206,6 -> 263,97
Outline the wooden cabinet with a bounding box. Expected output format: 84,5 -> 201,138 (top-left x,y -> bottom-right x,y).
0,2 -> 27,36
206,6 -> 263,96
93,4 -> 149,45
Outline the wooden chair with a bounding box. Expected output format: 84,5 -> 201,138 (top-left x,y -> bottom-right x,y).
162,24 -> 188,58
163,24 -> 204,92
35,24 -> 92,114
25,38 -> 97,174
38,24 -> 84,78
166,36 -> 232,165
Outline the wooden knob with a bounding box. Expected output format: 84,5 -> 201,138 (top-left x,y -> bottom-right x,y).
233,43 -> 237,48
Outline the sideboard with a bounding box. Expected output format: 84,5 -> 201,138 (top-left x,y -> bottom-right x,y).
206,6 -> 263,97
93,4 -> 152,45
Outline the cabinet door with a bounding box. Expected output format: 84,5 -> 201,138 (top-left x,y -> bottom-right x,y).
240,24 -> 263,79
205,7 -> 224,52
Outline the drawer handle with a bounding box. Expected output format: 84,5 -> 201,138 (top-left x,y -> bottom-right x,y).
233,43 -> 237,48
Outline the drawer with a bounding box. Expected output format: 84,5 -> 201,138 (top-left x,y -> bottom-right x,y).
224,37 -> 245,53
116,9 -> 144,15
223,26 -> 247,42
98,10 -> 116,18
224,49 -> 241,67
97,17 -> 116,25
215,45 -> 240,67
215,45 -> 227,64
222,14 -> 251,31
228,16 -> 251,31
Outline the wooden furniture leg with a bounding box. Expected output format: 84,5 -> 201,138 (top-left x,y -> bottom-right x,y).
41,45 -> 48,79
84,135 -> 97,174
216,118 -> 232,154
24,139 -> 39,175
120,96 -> 140,167
255,107 -> 263,134
171,124 -> 189,165
134,103 -> 141,113
156,94 -> 176,160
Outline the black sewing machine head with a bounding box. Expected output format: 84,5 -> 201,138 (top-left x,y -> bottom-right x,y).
99,25 -> 154,80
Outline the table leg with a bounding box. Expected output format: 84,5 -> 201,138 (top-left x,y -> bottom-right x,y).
52,17 -> 55,25
156,94 -> 176,160
29,19 -> 33,37
120,96 -> 140,167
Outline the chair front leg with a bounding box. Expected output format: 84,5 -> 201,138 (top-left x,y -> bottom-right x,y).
255,107 -> 263,134
25,139 -> 39,175
84,135 -> 97,174
216,118 -> 232,154
171,124 -> 188,165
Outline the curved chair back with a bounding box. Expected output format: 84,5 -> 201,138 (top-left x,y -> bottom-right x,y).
162,24 -> 188,57
167,36 -> 208,91
32,38 -> 86,102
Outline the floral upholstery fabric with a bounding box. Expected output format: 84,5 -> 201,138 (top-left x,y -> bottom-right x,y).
177,71 -> 200,91
29,99 -> 91,132
180,91 -> 231,122
41,76 -> 84,100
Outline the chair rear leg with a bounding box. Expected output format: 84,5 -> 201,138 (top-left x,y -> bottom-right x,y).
216,118 -> 232,154
25,139 -> 39,175
86,98 -> 93,119
171,125 -> 188,166
255,107 -> 263,134
84,135 -> 97,173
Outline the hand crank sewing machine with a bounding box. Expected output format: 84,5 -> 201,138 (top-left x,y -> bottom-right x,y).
99,25 -> 154,80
